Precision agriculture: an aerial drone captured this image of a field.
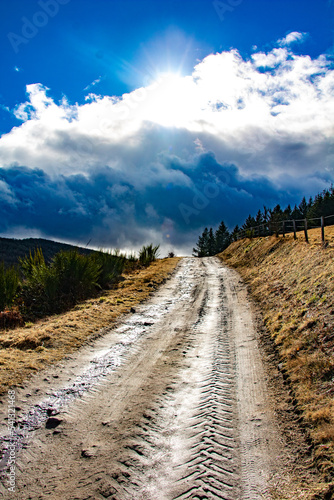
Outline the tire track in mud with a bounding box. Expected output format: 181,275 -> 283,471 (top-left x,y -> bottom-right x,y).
110,260 -> 240,500
170,287 -> 238,500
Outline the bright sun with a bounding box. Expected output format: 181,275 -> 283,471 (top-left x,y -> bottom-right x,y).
144,71 -> 192,127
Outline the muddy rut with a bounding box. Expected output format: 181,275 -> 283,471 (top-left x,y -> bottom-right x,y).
0,257 -> 287,499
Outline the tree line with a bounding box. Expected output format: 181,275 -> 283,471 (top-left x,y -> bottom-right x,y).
193,185 -> 334,257
193,221 -> 231,257
0,237 -> 92,268
237,185 -> 334,236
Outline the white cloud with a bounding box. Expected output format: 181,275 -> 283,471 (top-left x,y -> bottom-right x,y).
0,42 -> 333,251
278,31 -> 307,46
1,45 -> 332,181
83,76 -> 103,92
0,104 -> 10,113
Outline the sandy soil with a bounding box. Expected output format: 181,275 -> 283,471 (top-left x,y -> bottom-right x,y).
0,257 -> 319,499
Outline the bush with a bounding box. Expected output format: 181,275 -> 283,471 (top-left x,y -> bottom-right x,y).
122,252 -> 139,272
19,248 -> 101,317
0,308 -> 24,329
89,250 -> 125,288
5,244 -> 159,323
51,250 -> 101,308
19,248 -> 57,317
138,244 -> 160,266
0,262 -> 20,312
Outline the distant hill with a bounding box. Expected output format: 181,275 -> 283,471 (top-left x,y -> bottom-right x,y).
0,237 -> 92,267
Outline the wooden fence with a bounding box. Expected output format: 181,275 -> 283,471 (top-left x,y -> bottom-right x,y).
236,214 -> 334,244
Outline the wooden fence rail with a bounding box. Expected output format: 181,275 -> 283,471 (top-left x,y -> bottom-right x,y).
236,214 -> 334,244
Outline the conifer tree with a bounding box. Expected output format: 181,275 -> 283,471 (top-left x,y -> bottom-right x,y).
215,220 -> 231,253
208,228 -> 216,256
231,224 -> 240,241
298,197 -> 307,217
192,227 -> 209,257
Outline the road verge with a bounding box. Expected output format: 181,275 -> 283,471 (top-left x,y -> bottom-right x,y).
219,230 -> 334,496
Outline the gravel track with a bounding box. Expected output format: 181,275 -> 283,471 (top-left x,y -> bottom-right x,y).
0,257 -> 287,499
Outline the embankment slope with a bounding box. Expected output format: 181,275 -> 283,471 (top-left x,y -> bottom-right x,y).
219,228 -> 334,488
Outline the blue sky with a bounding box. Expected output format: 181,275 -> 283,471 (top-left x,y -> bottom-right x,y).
0,0 -> 333,254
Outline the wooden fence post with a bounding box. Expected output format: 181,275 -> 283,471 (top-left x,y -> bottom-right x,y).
321,216 -> 325,244
304,219 -> 309,243
293,219 -> 297,240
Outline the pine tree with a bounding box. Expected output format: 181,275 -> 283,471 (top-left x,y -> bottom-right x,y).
269,204 -> 284,223
255,209 -> 264,225
208,228 -> 216,256
242,214 -> 256,230
262,206 -> 270,223
193,227 -> 209,257
298,197 -> 307,217
283,204 -> 292,220
291,204 -> 301,220
231,225 -> 240,241
215,220 -> 231,253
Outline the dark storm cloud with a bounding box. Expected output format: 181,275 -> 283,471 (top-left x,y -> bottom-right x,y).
0,152 -> 318,253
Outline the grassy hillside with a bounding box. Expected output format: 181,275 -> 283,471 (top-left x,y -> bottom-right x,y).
219,227 -> 334,486
0,237 -> 91,267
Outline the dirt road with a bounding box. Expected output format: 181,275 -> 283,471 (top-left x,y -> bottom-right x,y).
0,257 -> 297,499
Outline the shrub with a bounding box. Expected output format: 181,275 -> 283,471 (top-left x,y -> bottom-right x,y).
123,252 -> 139,272
51,250 -> 101,308
0,262 -> 20,312
89,250 -> 125,288
19,248 -> 56,317
138,244 -> 160,266
19,248 -> 101,316
0,308 -> 24,329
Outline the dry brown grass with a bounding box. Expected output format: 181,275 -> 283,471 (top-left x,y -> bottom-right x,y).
220,226 -> 334,487
0,257 -> 181,395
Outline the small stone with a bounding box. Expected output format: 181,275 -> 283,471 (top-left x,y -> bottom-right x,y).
97,481 -> 117,498
46,408 -> 58,416
81,449 -> 92,458
45,417 -> 62,429
81,446 -> 98,458
130,307 -> 136,313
